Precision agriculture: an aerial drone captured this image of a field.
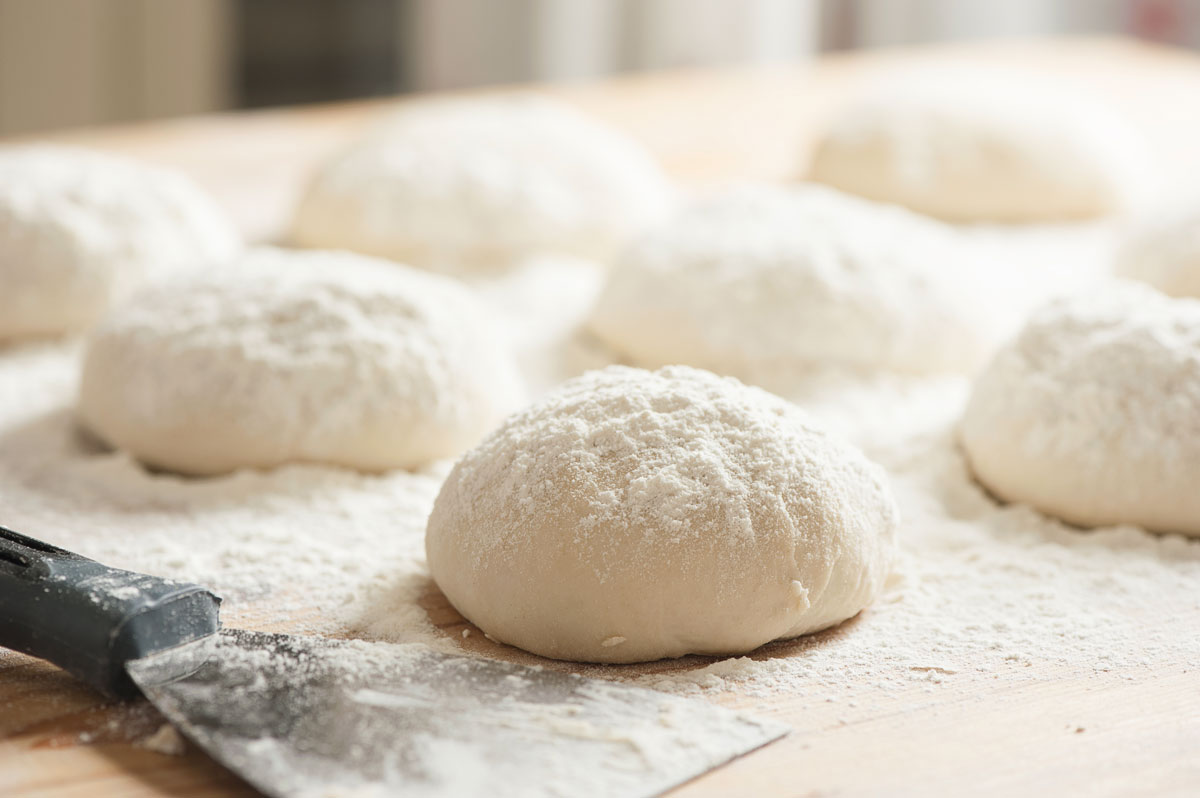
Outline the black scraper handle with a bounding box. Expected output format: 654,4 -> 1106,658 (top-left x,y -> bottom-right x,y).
0,524 -> 221,699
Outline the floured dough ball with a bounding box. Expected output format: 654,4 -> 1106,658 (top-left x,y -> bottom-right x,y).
1116,202 -> 1200,297
961,283 -> 1200,536
808,69 -> 1146,222
79,248 -> 522,475
588,184 -> 995,386
291,96 -> 673,270
426,365 -> 899,663
0,147 -> 240,339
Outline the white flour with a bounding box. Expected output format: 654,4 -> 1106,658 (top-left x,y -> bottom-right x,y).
1,238 -> 1198,731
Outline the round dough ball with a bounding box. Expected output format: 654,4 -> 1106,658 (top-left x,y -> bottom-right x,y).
0,147 -> 240,339
291,96 -> 673,270
1115,202 -> 1200,297
808,69 -> 1147,222
961,283 -> 1200,536
426,365 -> 899,663
79,248 -> 522,475
588,184 -> 995,385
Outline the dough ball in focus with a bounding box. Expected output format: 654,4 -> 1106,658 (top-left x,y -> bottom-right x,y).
426,365 -> 899,663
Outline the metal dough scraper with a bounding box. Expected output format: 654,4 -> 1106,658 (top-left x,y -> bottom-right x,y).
0,525 -> 787,797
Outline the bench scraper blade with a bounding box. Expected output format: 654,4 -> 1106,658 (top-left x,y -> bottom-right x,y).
127,629 -> 789,798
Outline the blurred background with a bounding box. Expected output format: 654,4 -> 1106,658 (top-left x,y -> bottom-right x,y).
1,0 -> 1198,136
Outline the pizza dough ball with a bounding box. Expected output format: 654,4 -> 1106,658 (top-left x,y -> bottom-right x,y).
426,365 -> 899,663
808,69 -> 1147,222
79,248 -> 522,475
1116,202 -> 1200,297
291,96 -> 673,270
588,184 -> 995,385
0,147 -> 239,339
961,283 -> 1200,536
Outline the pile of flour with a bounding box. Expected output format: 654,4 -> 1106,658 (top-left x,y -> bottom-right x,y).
1,231 -> 1197,725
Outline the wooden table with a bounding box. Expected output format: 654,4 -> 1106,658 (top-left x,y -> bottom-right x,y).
4,37 -> 1200,797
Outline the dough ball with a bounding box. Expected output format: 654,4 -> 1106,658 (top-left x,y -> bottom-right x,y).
808,69 -> 1147,222
1115,202 -> 1200,297
0,147 -> 240,340
961,283 -> 1200,536
588,184 -> 995,386
79,248 -> 522,475
426,365 -> 899,663
291,96 -> 673,270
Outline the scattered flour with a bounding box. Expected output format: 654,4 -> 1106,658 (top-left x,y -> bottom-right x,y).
1,224 -> 1198,726
136,723 -> 186,756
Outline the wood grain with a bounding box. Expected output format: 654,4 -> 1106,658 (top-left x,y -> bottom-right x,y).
4,36 -> 1200,797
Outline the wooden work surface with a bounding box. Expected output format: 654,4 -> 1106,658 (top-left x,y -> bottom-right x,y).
4,37 -> 1200,797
